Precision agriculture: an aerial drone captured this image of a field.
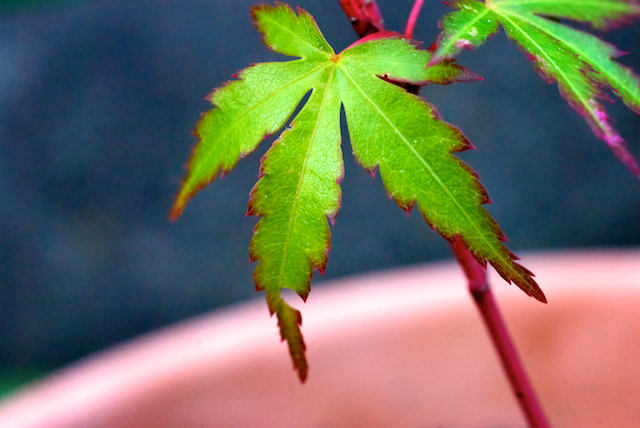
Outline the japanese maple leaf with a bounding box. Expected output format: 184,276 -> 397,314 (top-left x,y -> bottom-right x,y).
431,0 -> 640,177
171,3 -> 545,382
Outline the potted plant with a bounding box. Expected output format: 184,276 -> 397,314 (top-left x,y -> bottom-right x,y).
1,1 -> 639,426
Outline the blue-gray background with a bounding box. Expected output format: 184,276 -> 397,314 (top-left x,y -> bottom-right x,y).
1,0 -> 639,374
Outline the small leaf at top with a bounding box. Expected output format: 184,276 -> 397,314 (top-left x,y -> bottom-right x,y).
433,0 -> 640,177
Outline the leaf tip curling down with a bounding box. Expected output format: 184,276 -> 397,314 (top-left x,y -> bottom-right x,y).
267,290 -> 309,382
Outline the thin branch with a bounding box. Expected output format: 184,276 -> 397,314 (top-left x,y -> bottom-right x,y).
339,0 -> 385,37
405,0 -> 425,39
339,4 -> 549,425
451,238 -> 551,428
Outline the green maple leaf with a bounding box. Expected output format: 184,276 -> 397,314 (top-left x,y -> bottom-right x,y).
171,3 -> 545,381
432,0 -> 640,177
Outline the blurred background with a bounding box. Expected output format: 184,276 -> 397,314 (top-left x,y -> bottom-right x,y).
1,0 -> 639,391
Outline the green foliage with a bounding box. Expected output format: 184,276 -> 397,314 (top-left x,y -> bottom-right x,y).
432,0 -> 640,177
172,3 -> 549,381
0,369 -> 47,399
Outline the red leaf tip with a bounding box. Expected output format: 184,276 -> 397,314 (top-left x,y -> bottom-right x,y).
267,291 -> 309,382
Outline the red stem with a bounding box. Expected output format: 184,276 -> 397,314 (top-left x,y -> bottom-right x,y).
338,3 -> 550,425
451,238 -> 551,428
405,0 -> 425,38
339,0 -> 385,38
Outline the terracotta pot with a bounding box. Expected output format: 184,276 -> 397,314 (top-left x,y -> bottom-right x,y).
1,250 -> 639,427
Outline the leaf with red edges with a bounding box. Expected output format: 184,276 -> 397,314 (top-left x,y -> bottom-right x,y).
173,3 -> 545,381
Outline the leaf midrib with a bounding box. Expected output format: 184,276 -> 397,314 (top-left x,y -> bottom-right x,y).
276,67 -> 337,290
